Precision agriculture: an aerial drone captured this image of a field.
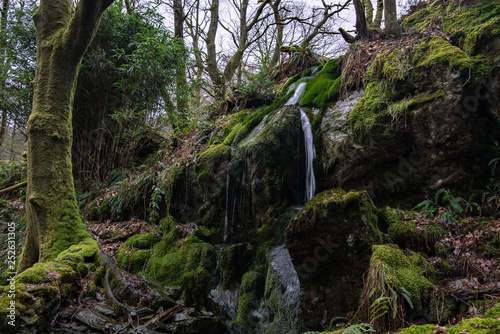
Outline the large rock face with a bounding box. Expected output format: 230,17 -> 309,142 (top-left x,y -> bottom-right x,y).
285,188 -> 382,330
317,36 -> 500,206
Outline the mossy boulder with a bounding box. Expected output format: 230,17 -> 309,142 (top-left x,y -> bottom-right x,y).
317,32 -> 497,205
116,232 -> 159,274
235,270 -> 266,330
370,244 -> 434,310
219,243 -> 254,289
285,188 -> 382,330
145,237 -> 216,306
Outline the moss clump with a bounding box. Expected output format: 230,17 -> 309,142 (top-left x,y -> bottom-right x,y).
367,48 -> 412,83
370,244 -> 434,308
348,81 -> 388,137
399,301 -> 500,333
56,237 -> 99,263
145,235 -> 216,305
235,270 -> 265,327
413,36 -> 476,73
222,107 -> 270,146
195,144 -> 231,176
219,243 -> 254,290
403,0 -> 500,35
117,249 -> 150,274
300,58 -> 342,108
116,233 -> 158,273
17,261 -> 78,284
124,232 -> 159,249
388,218 -> 446,253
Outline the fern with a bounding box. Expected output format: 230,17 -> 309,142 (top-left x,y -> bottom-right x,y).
343,323 -> 376,334
329,316 -> 348,330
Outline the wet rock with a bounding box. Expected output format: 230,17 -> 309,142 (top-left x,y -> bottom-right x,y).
285,188 -> 382,330
264,246 -> 302,334
74,308 -> 117,332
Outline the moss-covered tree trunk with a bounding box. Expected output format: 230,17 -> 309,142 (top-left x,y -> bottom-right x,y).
18,0 -> 115,273
0,0 -> 9,151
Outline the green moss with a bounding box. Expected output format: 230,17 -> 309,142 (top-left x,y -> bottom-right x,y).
449,317 -> 500,334
235,270 -> 264,327
298,188 -> 383,247
367,48 -> 412,83
413,36 -> 475,72
388,218 -> 446,253
370,244 -> 434,308
56,237 -> 99,263
348,81 -> 388,138
117,248 -> 151,273
403,0 -> 500,34
145,239 -> 216,305
196,144 -> 231,175
377,207 -> 407,233
222,107 -> 270,146
300,58 -> 342,108
400,302 -> 500,333
17,261 -> 78,284
485,305 -> 500,318
399,324 -> 440,334
125,232 -> 159,249
282,73 -> 301,93
219,243 -> 254,289
77,263 -> 89,276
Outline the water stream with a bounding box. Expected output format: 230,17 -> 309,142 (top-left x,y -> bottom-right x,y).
285,82 -> 316,203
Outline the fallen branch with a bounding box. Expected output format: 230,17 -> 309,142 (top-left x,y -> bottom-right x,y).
0,181 -> 27,195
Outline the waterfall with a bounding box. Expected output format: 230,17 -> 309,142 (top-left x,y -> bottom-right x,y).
285,82 -> 307,106
223,171 -> 238,244
285,82 -> 316,203
300,109 -> 316,203
223,172 -> 230,243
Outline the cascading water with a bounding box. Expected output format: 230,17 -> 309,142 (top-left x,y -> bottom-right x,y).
285,82 -> 316,203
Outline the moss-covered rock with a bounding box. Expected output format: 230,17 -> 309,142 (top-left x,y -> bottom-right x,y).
382,211 -> 446,253
300,58 -> 342,109
370,244 -> 434,309
17,262 -> 79,284
219,243 -> 254,290
285,188 -> 382,329
145,234 -> 216,306
235,270 -> 265,329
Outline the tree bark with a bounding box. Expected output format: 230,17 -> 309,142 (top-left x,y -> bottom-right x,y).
173,0 -> 187,129
0,0 -> 9,150
354,0 -> 369,40
384,0 -> 399,34
206,0 -> 225,100
18,0 -> 115,273
269,0 -> 283,68
372,0 -> 383,29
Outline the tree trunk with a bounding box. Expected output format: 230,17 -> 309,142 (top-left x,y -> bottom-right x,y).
363,0 -> 374,25
18,0 -> 115,273
372,0 -> 383,29
0,0 -> 9,150
206,0 -> 225,100
354,0 -> 369,40
384,0 -> 399,34
269,0 -> 283,68
173,0 -> 187,130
